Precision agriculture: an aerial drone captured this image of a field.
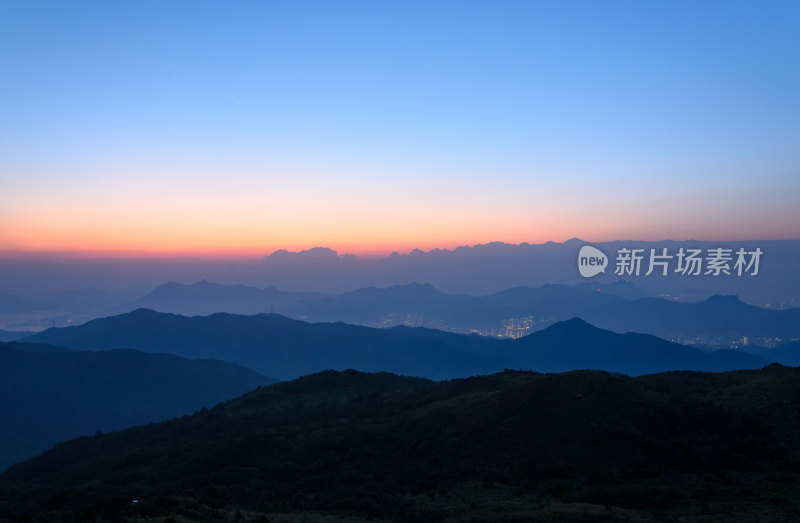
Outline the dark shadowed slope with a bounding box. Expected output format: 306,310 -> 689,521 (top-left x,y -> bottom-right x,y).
22,310 -> 768,380
2,340 -> 71,352
0,329 -> 33,342
389,319 -> 768,375
504,318 -> 768,375
0,343 -> 274,472
584,294 -> 800,341
744,340 -> 800,366
22,309 -> 484,380
3,366 -> 800,521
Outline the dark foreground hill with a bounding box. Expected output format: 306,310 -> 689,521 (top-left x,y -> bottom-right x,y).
0,343 -> 275,472
21,310 -> 768,380
3,366 -> 800,522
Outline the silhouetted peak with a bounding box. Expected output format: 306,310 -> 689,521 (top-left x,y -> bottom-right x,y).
147,280 -> 212,295
564,237 -> 584,245
266,247 -> 340,259
536,318 -> 608,339
547,317 -> 596,331
391,282 -> 437,293
348,282 -> 439,298
61,308 -> 181,331
701,295 -> 750,310
125,308 -> 166,318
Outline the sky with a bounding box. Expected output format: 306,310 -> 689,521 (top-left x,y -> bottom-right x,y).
1,0 -> 799,257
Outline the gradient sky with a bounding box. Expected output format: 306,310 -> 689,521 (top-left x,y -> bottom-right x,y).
1,0 -> 799,256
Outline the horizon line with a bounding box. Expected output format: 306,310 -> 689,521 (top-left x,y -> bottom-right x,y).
1,236 -> 798,260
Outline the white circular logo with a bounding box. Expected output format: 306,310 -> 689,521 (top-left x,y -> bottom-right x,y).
578,245 -> 608,278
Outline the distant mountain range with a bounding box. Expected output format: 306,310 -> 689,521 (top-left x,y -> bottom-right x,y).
4,239 -> 799,304
279,281 -> 625,328
584,293 -> 800,341
4,278 -> 798,348
4,365 -> 800,521
127,280 -> 800,344
0,342 -> 274,472
21,310 -> 769,380
128,279 -> 327,316
255,239 -> 800,302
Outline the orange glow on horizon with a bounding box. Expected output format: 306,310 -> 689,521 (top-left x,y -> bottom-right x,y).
3,188 -> 797,259
0,238 -> 549,260
0,213 -> 588,258
3,231 -> 797,260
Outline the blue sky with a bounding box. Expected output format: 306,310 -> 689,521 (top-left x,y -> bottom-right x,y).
1,1 -> 799,254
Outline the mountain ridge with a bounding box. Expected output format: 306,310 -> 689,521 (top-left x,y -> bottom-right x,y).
119,280 -> 800,343
0,342 -> 275,472
21,309 -> 769,380
3,365 -> 800,521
